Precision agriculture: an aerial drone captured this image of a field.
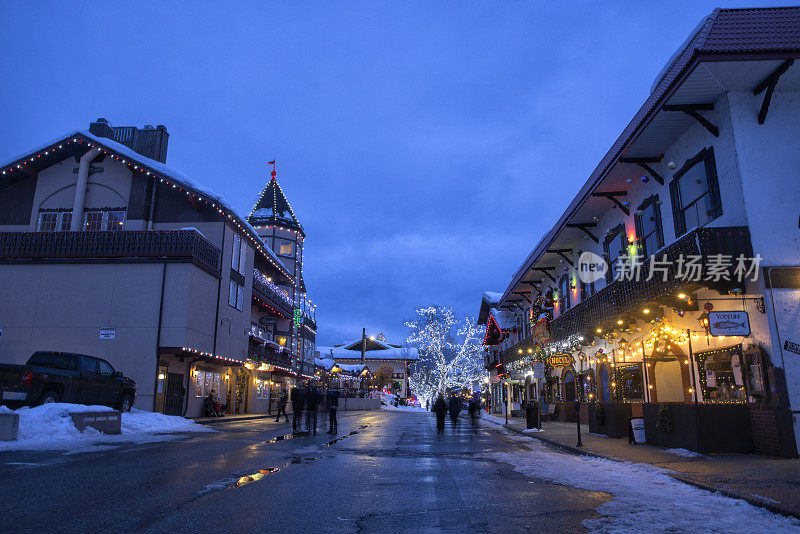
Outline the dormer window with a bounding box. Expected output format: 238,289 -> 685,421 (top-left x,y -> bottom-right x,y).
278,240 -> 294,257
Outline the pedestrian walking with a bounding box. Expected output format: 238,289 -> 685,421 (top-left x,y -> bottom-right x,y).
426,399 -> 430,412
291,383 -> 306,433
448,395 -> 461,426
433,395 -> 447,435
326,386 -> 340,434
306,384 -> 322,436
274,388 -> 289,423
468,395 -> 480,427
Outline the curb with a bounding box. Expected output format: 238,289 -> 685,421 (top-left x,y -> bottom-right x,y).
493,419 -> 800,521
195,409 -> 377,426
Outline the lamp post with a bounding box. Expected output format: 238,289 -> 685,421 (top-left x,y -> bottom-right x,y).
574,398 -> 583,447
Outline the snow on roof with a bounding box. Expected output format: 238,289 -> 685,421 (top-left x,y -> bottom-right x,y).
490,308 -> 516,330
314,357 -> 336,370
318,345 -> 418,361
0,130 -> 293,282
483,291 -> 502,305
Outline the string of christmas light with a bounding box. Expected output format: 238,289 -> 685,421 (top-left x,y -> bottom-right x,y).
1,134 -> 295,282
180,346 -> 244,364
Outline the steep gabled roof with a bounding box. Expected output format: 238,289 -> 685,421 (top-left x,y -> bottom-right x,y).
500,7 -> 800,305
247,172 -> 305,235
0,130 -> 294,282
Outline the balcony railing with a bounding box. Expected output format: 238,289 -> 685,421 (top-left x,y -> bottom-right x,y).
252,269 -> 294,316
501,226 -> 752,364
248,341 -> 292,367
0,230 -> 221,276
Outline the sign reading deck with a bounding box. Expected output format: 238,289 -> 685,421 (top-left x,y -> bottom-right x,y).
707,311 -> 750,336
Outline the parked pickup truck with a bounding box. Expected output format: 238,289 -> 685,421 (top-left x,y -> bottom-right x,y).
0,352 -> 136,411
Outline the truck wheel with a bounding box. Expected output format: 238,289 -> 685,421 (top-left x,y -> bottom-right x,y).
118,395 -> 133,412
39,390 -> 60,405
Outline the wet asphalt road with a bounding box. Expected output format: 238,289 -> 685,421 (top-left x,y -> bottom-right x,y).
0,411 -> 608,533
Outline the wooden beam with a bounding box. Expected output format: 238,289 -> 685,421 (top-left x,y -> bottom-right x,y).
753,59 -> 794,124
591,191 -> 630,216
533,267 -> 556,283
546,248 -> 574,267
619,158 -> 664,185
566,222 -> 599,243
662,104 -> 719,137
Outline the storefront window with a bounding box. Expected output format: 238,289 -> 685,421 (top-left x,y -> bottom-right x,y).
697,346 -> 747,403
616,364 -> 644,402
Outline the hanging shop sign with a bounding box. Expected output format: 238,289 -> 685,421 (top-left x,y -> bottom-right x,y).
547,353 -> 573,367
707,311 -> 750,336
533,362 -> 545,379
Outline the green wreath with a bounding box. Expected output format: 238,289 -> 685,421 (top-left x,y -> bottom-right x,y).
594,404 -> 605,426
657,404 -> 673,434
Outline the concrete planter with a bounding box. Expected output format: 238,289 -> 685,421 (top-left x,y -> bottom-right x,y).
0,413 -> 20,441
642,403 -> 753,454
588,402 -> 632,438
69,411 -> 122,434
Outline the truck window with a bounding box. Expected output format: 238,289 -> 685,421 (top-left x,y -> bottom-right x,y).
81,357 -> 99,374
98,360 -> 115,377
28,352 -> 77,371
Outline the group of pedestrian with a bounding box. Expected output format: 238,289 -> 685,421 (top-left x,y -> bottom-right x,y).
432,393 -> 481,434
273,381 -> 341,436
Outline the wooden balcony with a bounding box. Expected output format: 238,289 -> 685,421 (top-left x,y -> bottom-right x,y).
0,230 -> 221,276
501,226 -> 753,364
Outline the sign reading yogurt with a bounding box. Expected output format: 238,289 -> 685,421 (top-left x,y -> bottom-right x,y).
707,311 -> 750,336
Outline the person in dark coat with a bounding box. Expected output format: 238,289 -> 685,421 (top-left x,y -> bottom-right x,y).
305,384 -> 322,436
326,387 -> 340,434
448,396 -> 461,426
274,388 -> 289,423
468,395 -> 480,427
433,395 -> 447,435
291,383 -> 306,433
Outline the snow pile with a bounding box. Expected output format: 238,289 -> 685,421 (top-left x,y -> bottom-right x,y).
0,403 -> 212,452
487,440 -> 800,532
522,427 -> 545,434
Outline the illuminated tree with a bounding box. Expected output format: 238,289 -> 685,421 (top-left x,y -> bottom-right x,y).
405,306 -> 485,398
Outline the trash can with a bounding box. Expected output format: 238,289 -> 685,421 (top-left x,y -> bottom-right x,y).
526,402 -> 539,429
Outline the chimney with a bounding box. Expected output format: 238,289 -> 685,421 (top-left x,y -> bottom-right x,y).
88,118 -> 169,163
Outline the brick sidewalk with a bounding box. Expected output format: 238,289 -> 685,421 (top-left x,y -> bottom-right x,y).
483,413 -> 800,519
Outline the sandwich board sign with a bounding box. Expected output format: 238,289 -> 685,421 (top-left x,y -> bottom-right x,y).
708,311 -> 750,336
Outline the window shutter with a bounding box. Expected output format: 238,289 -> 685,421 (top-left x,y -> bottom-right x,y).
669,179 -> 685,237
653,197 -> 664,249
705,148 -> 723,219
634,212 -> 644,256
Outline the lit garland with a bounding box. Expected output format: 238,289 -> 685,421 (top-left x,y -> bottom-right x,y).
180,346 -> 244,364
1,134 -> 294,282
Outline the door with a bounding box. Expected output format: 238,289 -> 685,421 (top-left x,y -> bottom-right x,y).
79,356 -> 102,404
96,359 -> 120,406
155,365 -> 168,413
164,373 -> 185,416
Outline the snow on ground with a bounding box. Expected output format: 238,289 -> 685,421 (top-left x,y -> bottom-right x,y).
664,447 -> 707,458
522,427 -> 545,434
483,432 -> 800,532
0,403 -> 213,453
381,404 -> 428,412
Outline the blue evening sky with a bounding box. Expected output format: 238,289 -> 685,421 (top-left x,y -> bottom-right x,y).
1,2 -> 792,346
